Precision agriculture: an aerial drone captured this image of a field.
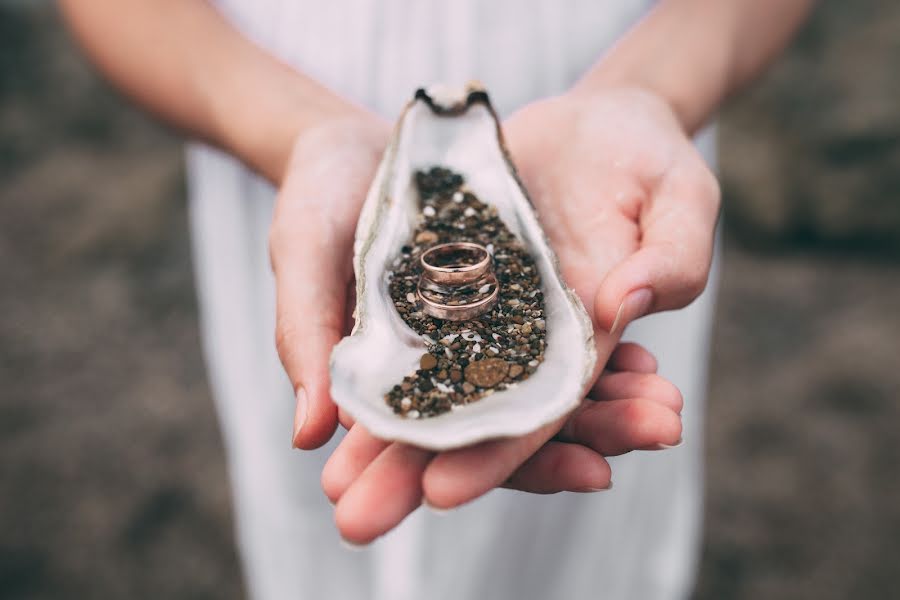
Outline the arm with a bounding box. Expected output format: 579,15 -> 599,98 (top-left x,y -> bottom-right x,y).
58,0 -> 362,183
59,0 -> 391,450
579,0 -> 815,133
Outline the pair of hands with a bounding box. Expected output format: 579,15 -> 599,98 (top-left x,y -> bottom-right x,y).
268,87 -> 720,544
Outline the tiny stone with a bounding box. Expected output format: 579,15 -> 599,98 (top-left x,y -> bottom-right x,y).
406,292 -> 417,304
400,382 -> 412,392
401,397 -> 412,409
437,369 -> 448,380
478,283 -> 491,294
464,358 -> 511,388
420,353 -> 438,371
508,364 -> 524,379
423,206 -> 436,217
472,343 -> 482,353
528,359 -> 539,368
462,382 -> 476,394
521,323 -> 533,335
464,207 -> 477,217
452,191 -> 464,203
407,410 -> 421,419
449,369 -> 462,382
415,230 -> 439,244
535,319 -> 546,330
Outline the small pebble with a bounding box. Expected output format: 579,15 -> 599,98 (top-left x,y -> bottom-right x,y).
464,358 -> 511,388
415,230 -> 438,244
420,353 -> 438,370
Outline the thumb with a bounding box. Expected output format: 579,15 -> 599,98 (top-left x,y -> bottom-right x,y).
595,154 -> 720,334
270,208 -> 353,450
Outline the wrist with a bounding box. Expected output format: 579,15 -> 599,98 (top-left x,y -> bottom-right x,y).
284,112 -> 391,182
200,39 -> 372,184
215,80 -> 369,184
572,58 -> 725,136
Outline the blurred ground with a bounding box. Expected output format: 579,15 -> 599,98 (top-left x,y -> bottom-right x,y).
1,2 -> 898,599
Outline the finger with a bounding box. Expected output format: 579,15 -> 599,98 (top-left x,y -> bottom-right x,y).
607,342 -> 657,373
338,283 -> 358,431
338,407 -> 356,430
595,152 -> 721,334
590,372 -> 683,413
422,417 -> 564,509
271,202 -> 352,450
321,424 -> 390,504
502,441 -> 612,493
558,398 -> 682,455
334,443 -> 434,545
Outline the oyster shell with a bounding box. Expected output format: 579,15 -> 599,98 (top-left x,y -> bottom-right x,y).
329,85 -> 596,450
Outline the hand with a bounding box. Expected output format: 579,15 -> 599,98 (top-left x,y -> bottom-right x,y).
323,342 -> 682,543
505,86 -> 721,335
320,87 -> 717,544
269,112 -> 390,449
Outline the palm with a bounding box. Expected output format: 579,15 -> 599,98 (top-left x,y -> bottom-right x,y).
507,89 -> 720,337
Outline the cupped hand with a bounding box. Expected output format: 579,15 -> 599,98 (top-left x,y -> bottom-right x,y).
270,112 -> 391,450
316,87 -> 719,545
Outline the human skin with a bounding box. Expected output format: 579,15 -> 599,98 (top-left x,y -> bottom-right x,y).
60,0 -> 815,545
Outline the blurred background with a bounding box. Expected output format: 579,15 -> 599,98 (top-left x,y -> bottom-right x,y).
1,1 -> 898,598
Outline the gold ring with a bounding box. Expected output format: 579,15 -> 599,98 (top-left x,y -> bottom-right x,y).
417,274 -> 499,321
420,242 -> 491,285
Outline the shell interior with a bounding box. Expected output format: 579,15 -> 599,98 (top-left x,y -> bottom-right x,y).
329,86 -> 595,450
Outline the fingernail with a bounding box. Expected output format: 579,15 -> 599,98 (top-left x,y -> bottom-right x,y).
340,538 -> 368,552
575,481 -> 613,493
647,437 -> 684,450
423,499 -> 451,516
609,288 -> 653,336
292,387 -> 308,448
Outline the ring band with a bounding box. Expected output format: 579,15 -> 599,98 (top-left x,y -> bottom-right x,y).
420,242 -> 491,285
417,274 -> 499,321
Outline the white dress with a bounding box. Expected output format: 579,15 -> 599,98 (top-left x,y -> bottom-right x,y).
186,2 -> 719,599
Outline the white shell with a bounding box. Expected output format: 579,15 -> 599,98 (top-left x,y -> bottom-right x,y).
329,85 -> 595,451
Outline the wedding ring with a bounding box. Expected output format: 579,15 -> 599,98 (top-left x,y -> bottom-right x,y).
420,242 -> 491,285
417,273 -> 499,321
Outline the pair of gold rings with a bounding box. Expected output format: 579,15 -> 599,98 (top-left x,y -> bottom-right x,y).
416,242 -> 499,321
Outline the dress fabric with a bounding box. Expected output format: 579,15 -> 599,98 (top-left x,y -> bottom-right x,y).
186,2 -> 719,599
